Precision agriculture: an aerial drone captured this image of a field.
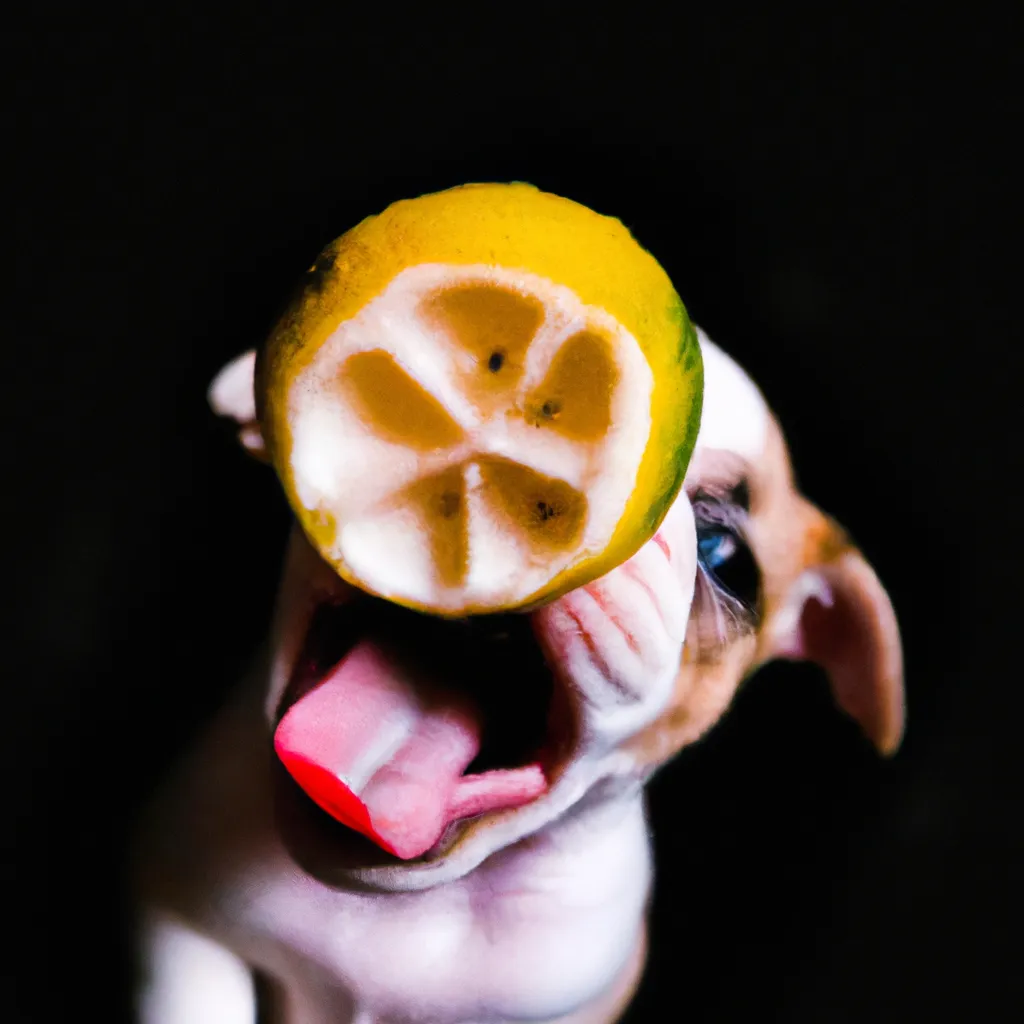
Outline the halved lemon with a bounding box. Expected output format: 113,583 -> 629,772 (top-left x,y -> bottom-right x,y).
256,182 -> 702,616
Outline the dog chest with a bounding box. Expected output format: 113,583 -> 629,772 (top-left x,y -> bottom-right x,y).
229,799 -> 652,1022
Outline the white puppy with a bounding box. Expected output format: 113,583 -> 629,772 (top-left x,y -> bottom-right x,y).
134,328 -> 903,1024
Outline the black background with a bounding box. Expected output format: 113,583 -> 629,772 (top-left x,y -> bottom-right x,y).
5,7 -> 1020,1022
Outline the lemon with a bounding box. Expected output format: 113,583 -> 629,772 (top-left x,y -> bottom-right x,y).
256,182 -> 702,616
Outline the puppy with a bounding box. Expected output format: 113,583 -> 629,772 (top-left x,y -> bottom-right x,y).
133,327 -> 904,1024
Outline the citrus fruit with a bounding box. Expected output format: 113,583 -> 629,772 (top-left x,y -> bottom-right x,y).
256,182 -> 703,616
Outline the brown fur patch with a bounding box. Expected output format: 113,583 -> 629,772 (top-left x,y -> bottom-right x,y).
626,412 -> 858,772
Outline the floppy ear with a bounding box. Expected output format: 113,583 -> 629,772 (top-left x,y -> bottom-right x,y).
207,349 -> 267,459
768,542 -> 905,756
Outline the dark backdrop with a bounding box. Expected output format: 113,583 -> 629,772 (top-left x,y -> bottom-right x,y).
5,8 -> 1019,1022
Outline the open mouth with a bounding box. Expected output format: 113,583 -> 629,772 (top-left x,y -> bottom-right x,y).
273,593 -> 570,863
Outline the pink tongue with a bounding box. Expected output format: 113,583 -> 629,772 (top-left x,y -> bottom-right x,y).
274,640 -> 547,859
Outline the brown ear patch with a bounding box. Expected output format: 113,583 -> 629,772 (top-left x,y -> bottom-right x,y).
802,513 -> 854,568
800,555 -> 905,756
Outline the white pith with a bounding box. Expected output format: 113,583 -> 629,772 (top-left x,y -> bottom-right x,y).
287,263 -> 654,611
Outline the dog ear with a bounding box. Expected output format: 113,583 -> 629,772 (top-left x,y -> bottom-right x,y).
767,534 -> 905,756
208,350 -> 267,460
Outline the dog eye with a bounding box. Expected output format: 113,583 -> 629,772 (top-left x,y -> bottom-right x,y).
698,527 -> 736,570
687,490 -> 761,660
695,523 -> 759,612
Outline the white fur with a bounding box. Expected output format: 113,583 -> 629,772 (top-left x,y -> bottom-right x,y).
138,913 -> 256,1024
694,328 -> 769,460
208,350 -> 258,424
138,500 -> 693,1021
139,327 -> 836,1023
139,662 -> 656,1023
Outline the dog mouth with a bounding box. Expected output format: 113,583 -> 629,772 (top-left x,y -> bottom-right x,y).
273,593 -> 570,864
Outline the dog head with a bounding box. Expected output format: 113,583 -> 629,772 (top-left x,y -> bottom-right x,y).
209,327 -> 903,892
